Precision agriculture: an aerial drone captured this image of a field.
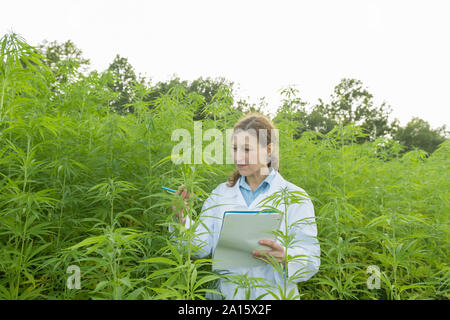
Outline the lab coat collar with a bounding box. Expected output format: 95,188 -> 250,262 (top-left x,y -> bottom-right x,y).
238,166 -> 276,191
229,168 -> 286,210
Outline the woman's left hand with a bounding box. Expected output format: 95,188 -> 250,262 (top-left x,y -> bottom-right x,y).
252,240 -> 285,266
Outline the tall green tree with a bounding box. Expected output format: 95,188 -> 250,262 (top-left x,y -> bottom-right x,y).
105,54 -> 139,114
38,40 -> 89,85
393,117 -> 448,154
305,102 -> 337,135
320,78 -> 396,141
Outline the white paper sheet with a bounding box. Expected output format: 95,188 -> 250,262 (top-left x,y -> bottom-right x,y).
212,211 -> 282,269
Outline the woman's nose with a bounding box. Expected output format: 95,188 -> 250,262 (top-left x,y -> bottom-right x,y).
234,153 -> 246,164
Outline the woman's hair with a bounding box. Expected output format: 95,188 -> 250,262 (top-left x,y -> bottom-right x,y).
226,112 -> 280,187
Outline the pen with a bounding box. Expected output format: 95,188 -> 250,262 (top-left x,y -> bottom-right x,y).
161,186 -> 203,201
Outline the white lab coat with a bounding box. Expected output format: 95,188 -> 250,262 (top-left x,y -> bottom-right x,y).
171,170 -> 320,300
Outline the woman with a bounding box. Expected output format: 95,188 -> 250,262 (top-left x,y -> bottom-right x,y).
171,113 -> 320,300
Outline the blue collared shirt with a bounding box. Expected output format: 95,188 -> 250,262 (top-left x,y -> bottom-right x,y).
239,167 -> 276,207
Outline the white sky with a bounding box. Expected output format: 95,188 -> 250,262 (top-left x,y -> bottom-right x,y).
2,0 -> 449,128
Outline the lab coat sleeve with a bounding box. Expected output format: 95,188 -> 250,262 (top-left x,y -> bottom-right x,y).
188,194 -> 218,259
168,191 -> 218,259
285,198 -> 320,282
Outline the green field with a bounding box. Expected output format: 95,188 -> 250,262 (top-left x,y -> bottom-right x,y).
0,33 -> 448,300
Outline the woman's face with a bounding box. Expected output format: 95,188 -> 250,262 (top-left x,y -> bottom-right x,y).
232,130 -> 270,176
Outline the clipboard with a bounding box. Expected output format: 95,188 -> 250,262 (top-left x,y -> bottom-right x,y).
212,210 -> 282,269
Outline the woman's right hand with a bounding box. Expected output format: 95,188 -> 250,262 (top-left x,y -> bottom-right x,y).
171,184 -> 195,226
